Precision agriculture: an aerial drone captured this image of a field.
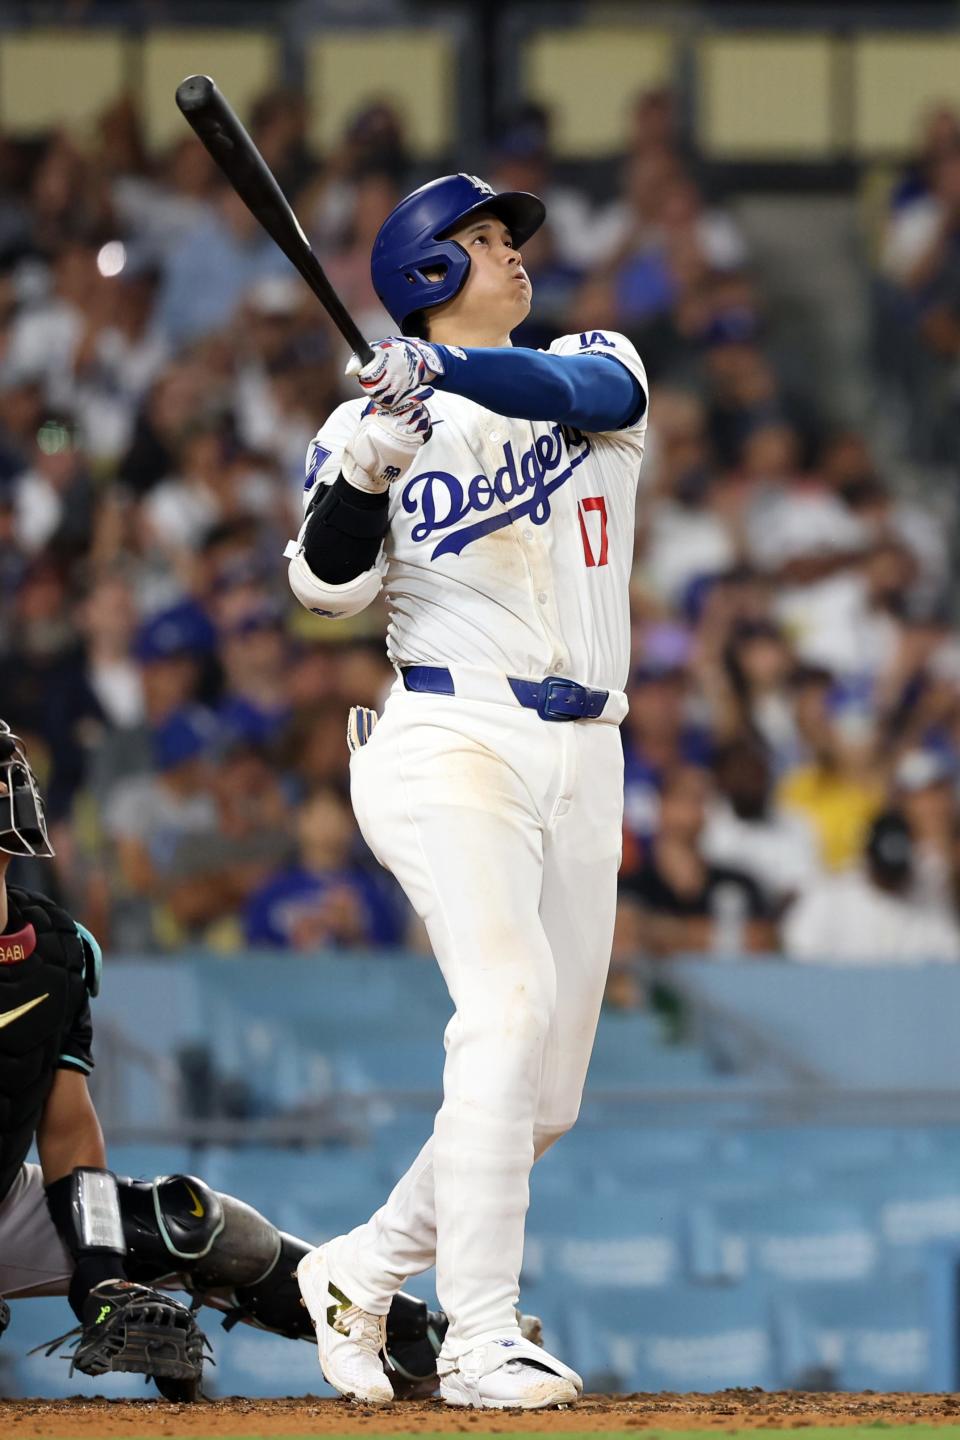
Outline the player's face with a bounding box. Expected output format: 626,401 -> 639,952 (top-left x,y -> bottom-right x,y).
432,214 -> 532,341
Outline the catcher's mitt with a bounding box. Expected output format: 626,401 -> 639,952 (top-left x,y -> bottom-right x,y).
36,1281 -> 207,1382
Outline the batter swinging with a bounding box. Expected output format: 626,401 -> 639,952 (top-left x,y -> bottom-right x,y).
288,174 -> 648,1410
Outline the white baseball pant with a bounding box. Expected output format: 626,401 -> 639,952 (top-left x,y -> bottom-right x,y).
337,687 -> 623,1353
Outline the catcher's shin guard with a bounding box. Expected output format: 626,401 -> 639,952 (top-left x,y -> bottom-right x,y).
383,1291 -> 448,1399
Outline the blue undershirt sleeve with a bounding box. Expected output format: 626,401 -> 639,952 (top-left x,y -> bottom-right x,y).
432,346 -> 645,432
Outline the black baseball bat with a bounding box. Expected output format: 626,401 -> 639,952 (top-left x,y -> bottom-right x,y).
175,74 -> 374,366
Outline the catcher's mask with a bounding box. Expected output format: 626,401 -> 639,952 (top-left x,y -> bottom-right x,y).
0,720 -> 54,858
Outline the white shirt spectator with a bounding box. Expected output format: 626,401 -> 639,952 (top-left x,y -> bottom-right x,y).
590,203 -> 749,273
880,196 -> 942,284
13,469 -> 61,554
783,869 -> 960,963
144,467 -> 277,552
702,800 -> 821,907
111,177 -> 213,256
746,484 -> 866,572
774,571 -> 899,679
643,502 -> 735,607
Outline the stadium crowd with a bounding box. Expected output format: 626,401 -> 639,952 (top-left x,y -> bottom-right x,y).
2,84 -> 960,968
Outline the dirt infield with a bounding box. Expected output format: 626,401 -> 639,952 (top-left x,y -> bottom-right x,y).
3,1392 -> 960,1438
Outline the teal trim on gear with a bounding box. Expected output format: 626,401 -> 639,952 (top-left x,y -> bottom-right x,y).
74,921 -> 102,997
58,1054 -> 93,1073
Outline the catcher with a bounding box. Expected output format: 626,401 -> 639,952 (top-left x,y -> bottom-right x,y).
0,718 -> 513,1400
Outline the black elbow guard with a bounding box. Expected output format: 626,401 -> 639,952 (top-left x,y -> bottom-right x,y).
302,475 -> 389,585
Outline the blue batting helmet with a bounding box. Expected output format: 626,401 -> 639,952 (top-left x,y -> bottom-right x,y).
371,173 -> 546,335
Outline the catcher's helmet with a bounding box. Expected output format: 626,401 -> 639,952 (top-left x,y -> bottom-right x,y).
0,719 -> 54,858
371,173 -> 545,335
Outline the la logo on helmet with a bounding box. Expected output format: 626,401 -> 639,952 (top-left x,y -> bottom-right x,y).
459,174 -> 495,197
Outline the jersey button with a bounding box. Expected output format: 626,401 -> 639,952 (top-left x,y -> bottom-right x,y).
537,591 -> 548,604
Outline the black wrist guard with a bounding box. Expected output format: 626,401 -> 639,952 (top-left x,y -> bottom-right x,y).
46,1168 -> 128,1318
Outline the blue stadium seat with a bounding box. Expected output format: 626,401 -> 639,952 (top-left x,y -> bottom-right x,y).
198,1143 -> 385,1241
523,1189 -> 689,1289
772,1276 -> 933,1391
820,1164 -> 960,1273
731,1126 -> 900,1172
371,1112 -> 433,1185
334,1037 -> 443,1093
109,1143 -> 193,1181
705,1194 -> 878,1284
566,1281 -> 776,1392
586,1015 -> 711,1089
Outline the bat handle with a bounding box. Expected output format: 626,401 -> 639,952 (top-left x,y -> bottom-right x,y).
345,349 -> 376,378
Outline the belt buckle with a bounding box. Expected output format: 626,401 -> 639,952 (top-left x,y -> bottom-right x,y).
537,676 -> 586,721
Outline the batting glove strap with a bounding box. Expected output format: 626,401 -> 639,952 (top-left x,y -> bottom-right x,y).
341,398 -> 433,494
347,337 -> 446,409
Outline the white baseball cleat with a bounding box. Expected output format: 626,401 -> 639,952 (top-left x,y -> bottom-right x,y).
438,1335 -> 582,1409
296,1244 -> 393,1405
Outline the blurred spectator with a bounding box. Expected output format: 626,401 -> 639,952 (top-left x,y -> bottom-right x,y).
702,738 -> 821,911
102,706 -> 219,949
87,598 -> 216,807
890,104 -> 960,213
0,371 -> 44,483
11,411 -> 95,561
215,598 -> 293,749
489,103 -> 598,273
158,184 -> 293,346
163,742 -> 294,946
306,101 -> 410,257
783,810 -> 960,962
282,701 -> 352,798
80,573 -> 144,730
894,749 -> 957,913
320,170 -> 399,347
820,430 -> 949,589
142,415 -> 280,566
233,276 -> 338,484
626,86 -> 688,165
881,136 -> 960,291
696,616 -> 799,766
638,388 -> 737,607
245,786 -> 403,950
777,666 -> 884,871
621,661 -> 713,863
111,133 -> 217,256
618,765 -> 777,957
249,90 -> 313,199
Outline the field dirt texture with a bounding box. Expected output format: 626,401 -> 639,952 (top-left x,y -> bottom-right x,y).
3,1391 -> 960,1437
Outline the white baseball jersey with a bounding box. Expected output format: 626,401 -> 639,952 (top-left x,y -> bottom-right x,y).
302,330 -> 648,703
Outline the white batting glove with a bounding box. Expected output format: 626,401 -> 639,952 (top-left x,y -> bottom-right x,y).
341,395 -> 433,495
345,337 -> 446,410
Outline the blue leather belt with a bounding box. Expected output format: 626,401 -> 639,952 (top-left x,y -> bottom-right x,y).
401,666 -> 609,722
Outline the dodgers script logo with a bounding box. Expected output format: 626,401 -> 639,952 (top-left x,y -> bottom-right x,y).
401,425 -> 591,560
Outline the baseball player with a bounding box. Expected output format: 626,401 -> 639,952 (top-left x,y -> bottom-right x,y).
287,174 -> 648,1409
0,720 -> 489,1401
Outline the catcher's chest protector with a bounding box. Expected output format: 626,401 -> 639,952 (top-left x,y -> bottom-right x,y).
0,887 -> 92,1200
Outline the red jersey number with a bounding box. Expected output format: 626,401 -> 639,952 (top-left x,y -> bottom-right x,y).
578,495 -> 609,567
